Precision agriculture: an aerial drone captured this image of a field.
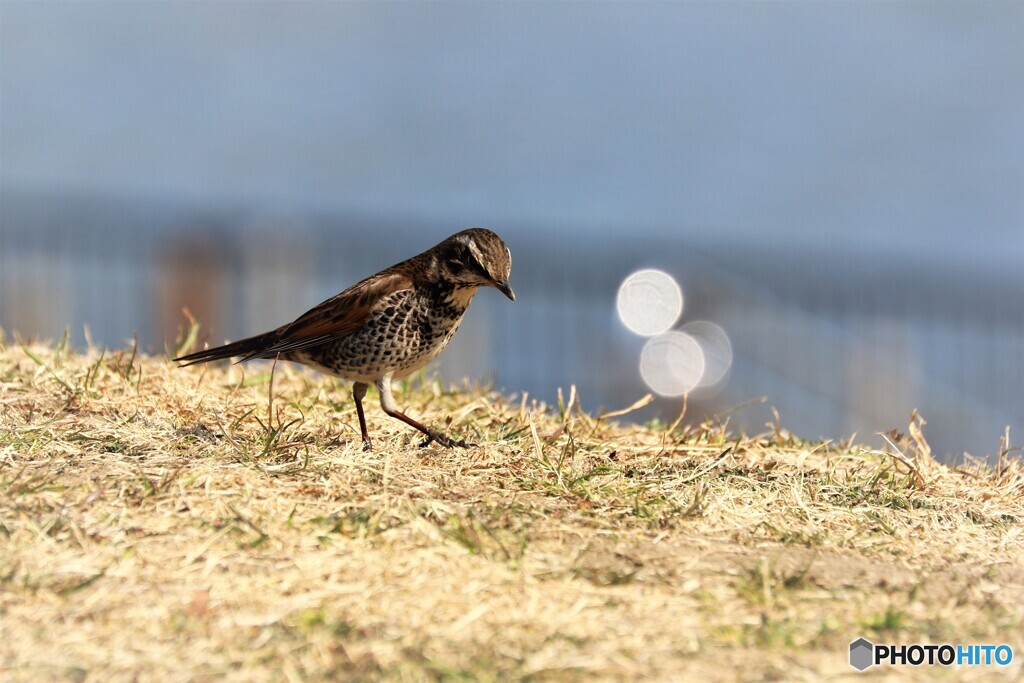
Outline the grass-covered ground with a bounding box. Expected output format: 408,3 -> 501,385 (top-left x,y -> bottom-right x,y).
1,334 -> 1022,681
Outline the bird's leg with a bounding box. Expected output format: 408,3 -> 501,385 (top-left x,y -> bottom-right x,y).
375,378 -> 474,449
352,382 -> 373,451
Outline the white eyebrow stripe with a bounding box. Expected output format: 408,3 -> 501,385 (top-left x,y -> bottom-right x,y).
466,240 -> 486,270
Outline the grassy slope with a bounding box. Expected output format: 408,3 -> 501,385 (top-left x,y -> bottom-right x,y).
1,337 -> 1022,681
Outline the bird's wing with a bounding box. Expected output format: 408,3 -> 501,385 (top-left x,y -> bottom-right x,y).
244,269 -> 414,359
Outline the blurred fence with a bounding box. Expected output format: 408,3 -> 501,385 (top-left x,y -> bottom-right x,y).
2,188 -> 1021,459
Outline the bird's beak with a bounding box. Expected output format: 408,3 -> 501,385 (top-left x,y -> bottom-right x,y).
494,279 -> 516,301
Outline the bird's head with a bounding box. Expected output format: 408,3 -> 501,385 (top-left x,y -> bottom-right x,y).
436,228 -> 515,301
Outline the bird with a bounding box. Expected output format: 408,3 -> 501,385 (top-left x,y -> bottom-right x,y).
174,228 -> 514,451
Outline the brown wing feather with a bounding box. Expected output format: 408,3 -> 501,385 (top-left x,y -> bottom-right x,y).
243,268 -> 414,360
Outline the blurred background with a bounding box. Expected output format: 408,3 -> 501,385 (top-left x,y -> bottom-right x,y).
1,1 -> 1021,460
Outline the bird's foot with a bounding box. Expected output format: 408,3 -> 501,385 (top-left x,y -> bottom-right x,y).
419,429 -> 474,449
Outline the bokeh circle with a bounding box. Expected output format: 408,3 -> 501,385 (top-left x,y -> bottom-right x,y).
639,331 -> 705,396
616,269 -> 683,336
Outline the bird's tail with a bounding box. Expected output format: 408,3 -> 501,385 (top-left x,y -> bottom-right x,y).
173,330 -> 280,366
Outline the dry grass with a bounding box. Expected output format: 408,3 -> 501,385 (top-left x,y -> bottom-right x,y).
1,332 -> 1023,681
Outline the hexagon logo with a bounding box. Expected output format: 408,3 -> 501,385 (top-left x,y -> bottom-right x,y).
849,637 -> 874,671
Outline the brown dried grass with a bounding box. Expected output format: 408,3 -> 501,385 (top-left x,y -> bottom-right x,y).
1,334 -> 1022,681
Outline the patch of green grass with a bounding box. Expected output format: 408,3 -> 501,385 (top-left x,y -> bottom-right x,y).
435,508 -> 528,565
859,606 -> 906,635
